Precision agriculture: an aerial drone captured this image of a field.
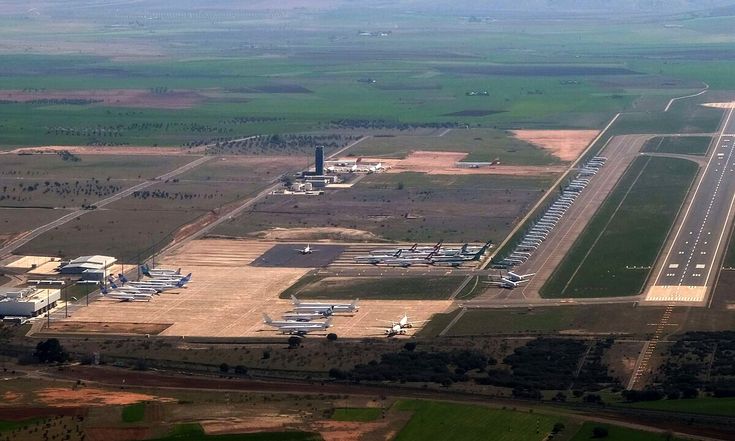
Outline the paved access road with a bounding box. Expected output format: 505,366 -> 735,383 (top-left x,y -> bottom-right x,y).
646,107 -> 735,303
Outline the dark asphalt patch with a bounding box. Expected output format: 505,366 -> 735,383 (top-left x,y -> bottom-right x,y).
251,244 -> 347,268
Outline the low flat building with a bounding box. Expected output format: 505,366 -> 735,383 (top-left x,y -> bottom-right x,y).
0,287 -> 60,317
60,255 -> 116,275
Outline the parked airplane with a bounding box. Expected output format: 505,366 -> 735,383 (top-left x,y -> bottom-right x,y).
293,305 -> 335,315
383,313 -> 428,329
485,278 -> 528,289
140,265 -> 181,277
262,315 -> 332,335
384,322 -> 407,336
100,286 -> 152,302
282,311 -> 331,321
296,244 -> 315,254
291,295 -> 359,313
507,271 -> 536,282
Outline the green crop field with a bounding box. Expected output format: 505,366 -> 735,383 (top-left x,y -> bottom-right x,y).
280,275 -> 465,300
642,136 -> 712,156
331,408 -> 382,422
121,403 -> 146,423
442,304 -> 665,336
542,156 -> 698,298
569,422 -> 686,441
623,396 -> 735,417
393,400 -> 561,441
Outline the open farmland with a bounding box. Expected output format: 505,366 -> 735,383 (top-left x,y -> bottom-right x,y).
14,156 -> 297,260
350,128 -> 563,164
642,136 -> 712,156
214,173 -> 554,243
393,400 -> 560,441
542,156 -> 698,298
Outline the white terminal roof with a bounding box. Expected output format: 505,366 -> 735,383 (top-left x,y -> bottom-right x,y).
68,255 -> 116,266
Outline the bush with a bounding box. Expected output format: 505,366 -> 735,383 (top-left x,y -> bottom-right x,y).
327,333 -> 338,341
219,363 -> 229,373
404,342 -> 417,352
34,338 -> 69,363
234,365 -> 247,375
592,426 -> 609,438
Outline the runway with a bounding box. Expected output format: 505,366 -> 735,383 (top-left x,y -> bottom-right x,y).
645,107 -> 735,304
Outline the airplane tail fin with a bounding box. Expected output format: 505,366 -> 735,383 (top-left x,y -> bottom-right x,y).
461,244 -> 468,253
140,265 -> 152,277
394,250 -> 401,257
100,286 -> 109,295
176,268 -> 181,275
324,317 -> 333,327
409,243 -> 417,251
262,313 -> 272,324
291,295 -> 301,305
119,274 -> 129,284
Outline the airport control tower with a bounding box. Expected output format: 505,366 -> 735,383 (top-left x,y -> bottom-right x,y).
315,145 -> 324,175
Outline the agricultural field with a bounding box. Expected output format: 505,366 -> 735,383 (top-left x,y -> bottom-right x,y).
393,400 -> 561,441
214,173 -> 554,243
350,128 -> 563,164
14,156 -> 296,261
641,136 -> 712,156
542,156 -> 698,298
280,274 -> 465,300
569,422 -> 687,441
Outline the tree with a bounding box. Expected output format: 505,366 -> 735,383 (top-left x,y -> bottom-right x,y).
234,365 -> 247,375
288,336 -> 302,348
219,362 -> 229,373
326,333 -> 338,341
34,339 -> 69,363
592,426 -> 609,438
552,423 -> 565,434
403,342 -> 417,352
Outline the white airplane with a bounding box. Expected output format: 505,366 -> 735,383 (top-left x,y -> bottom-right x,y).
384,322 -> 407,336
106,281 -> 158,295
380,313 -> 428,329
100,286 -> 152,302
485,278 -> 528,289
296,244 -> 315,254
507,271 -> 536,282
282,311 -> 331,321
291,295 -> 359,313
263,315 -> 332,335
293,305 -> 335,315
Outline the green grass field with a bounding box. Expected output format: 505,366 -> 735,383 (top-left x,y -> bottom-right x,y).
393,400 -> 562,441
280,275 -> 464,300
542,156 -> 698,298
569,422 -> 685,441
624,396 -> 735,417
642,136 -> 712,156
443,304 -> 665,336
121,402 -> 146,423
331,408 -> 382,422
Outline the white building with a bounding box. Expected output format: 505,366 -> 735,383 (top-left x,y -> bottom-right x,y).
0,287 -> 60,317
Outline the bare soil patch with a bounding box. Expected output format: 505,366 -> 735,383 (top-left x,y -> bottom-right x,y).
2,391 -> 23,403
0,89 -> 206,109
85,427 -> 154,441
5,146 -> 196,156
43,321 -> 172,335
35,387 -> 174,407
511,130 -> 599,161
359,151 -> 566,175
246,227 -> 384,242
201,415 -> 301,435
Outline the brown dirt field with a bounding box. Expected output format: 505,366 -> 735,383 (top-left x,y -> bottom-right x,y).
5,146 -> 196,156
511,130 -> 599,161
43,321 -> 172,335
201,415 -> 301,435
0,89 -> 206,109
357,151 -> 566,176
313,420 -> 398,441
247,227 -> 384,242
35,387 -> 175,407
85,427 -> 154,441
2,391 -> 23,403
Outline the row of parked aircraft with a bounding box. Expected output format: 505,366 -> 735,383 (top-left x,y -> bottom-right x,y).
496,156 -> 606,269
262,295 -> 359,335
100,265 -> 192,302
353,241 -> 492,267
